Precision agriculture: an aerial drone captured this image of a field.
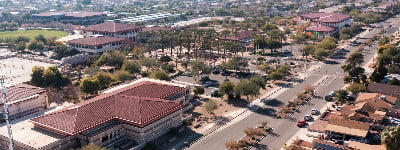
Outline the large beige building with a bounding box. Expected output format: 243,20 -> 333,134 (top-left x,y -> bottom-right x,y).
0,78 -> 190,150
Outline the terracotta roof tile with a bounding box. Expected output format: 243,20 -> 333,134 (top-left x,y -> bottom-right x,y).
300,13 -> 351,23
83,22 -> 142,33
29,80 -> 186,135
5,84 -> 46,103
68,37 -> 128,46
306,25 -> 335,32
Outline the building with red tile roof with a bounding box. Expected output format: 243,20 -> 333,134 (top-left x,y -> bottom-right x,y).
68,36 -> 129,53
4,78 -> 191,149
32,12 -> 106,25
1,84 -> 48,120
82,22 -> 143,41
300,13 -> 353,39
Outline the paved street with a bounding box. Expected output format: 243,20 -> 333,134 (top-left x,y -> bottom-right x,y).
188,14 -> 400,150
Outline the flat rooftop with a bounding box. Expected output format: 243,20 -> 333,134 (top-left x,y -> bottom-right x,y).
0,106 -> 68,149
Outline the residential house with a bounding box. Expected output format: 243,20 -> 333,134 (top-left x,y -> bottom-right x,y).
367,83 -> 400,98
325,119 -> 370,143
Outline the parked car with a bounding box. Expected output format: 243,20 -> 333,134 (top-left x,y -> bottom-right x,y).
200,75 -> 210,81
212,69 -> 220,74
297,120 -> 306,127
304,115 -> 312,121
221,70 -> 231,76
311,108 -> 318,115
283,49 -> 290,53
211,89 -> 219,97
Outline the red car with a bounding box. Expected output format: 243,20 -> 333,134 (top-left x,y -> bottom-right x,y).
297,120 -> 306,127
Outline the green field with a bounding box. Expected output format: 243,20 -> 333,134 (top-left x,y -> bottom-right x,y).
0,30 -> 69,41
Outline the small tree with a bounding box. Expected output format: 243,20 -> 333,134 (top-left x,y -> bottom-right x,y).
80,78 -> 100,98
121,60 -> 141,74
225,140 -> 241,150
139,57 -> 158,71
244,128 -> 262,137
334,89 -> 349,104
234,80 -> 260,101
93,72 -> 116,90
381,125 -> 400,150
193,86 -> 205,96
219,81 -> 235,98
15,41 -> 26,52
304,85 -> 314,94
346,83 -> 366,94
191,60 -> 211,82
258,63 -> 272,74
150,70 -> 171,81
113,70 -> 132,82
96,50 -> 126,69
251,75 -> 267,89
159,55 -> 173,64
297,92 -> 308,100
204,99 -> 218,114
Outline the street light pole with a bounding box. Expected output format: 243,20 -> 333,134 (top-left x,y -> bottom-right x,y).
0,76 -> 13,150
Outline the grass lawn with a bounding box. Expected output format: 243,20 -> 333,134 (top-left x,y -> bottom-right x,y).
0,30 -> 69,41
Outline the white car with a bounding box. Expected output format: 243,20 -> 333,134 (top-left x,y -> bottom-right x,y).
311,108 -> 318,115
304,115 -> 312,121
335,106 -> 342,111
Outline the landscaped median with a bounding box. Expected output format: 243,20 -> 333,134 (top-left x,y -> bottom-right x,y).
276,85 -> 314,119
225,121 -> 273,150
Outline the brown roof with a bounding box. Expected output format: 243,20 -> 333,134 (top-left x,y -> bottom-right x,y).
68,37 -> 127,46
325,119 -> 370,137
30,80 -> 186,135
300,13 -> 351,23
34,12 -> 104,18
306,25 -> 335,32
312,139 -> 351,150
5,84 -> 46,103
367,83 -> 400,98
355,93 -> 397,109
348,141 -> 386,150
83,22 -> 142,33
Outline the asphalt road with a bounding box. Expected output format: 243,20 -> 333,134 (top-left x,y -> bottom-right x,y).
188,14 -> 400,150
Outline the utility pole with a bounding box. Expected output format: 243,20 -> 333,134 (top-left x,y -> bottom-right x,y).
0,76 -> 13,150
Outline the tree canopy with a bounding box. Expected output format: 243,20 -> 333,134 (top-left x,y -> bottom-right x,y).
96,50 -> 126,69
150,70 -> 171,81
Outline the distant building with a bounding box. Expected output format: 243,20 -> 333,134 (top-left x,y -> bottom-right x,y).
32,12 -> 106,25
2,84 -> 48,120
0,78 -> 190,149
82,22 -> 143,41
61,53 -> 90,65
67,36 -> 129,53
299,13 -> 353,39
